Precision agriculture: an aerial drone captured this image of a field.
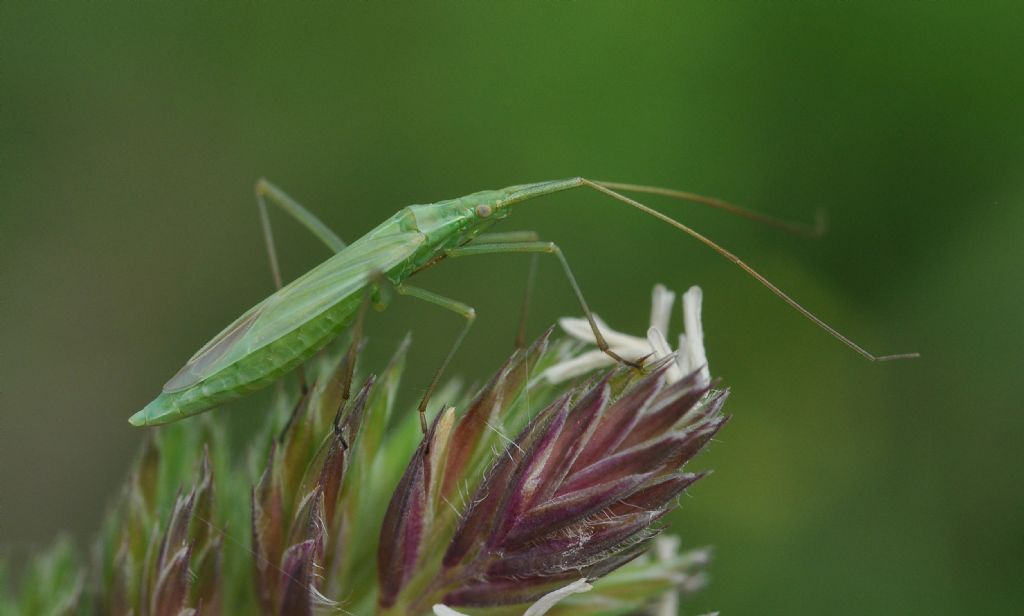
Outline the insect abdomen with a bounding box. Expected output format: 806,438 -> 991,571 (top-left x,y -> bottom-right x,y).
131,292 -> 361,425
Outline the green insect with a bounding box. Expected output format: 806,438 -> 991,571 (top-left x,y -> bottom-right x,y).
129,177 -> 916,427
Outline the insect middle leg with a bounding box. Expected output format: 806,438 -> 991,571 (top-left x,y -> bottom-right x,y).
392,284 -> 476,434
445,240 -> 645,369
312,275 -> 475,436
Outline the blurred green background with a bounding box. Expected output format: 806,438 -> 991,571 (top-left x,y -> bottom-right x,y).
2,1 -> 1022,613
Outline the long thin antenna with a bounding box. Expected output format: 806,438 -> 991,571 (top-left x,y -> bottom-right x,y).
580,179 -> 918,362
596,180 -> 826,238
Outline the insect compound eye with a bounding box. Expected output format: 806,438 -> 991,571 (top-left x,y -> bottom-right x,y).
475,204 -> 493,218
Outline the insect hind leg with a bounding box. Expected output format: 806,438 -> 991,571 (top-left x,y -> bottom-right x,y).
255,178 -> 347,288
255,178 -> 350,421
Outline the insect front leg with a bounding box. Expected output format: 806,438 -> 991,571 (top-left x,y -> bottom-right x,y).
467,231 -> 541,244
445,241 -> 645,370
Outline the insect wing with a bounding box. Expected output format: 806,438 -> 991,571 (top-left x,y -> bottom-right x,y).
163,231 -> 424,392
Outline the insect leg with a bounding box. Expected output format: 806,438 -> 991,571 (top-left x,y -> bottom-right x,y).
339,280 -> 376,411
515,253 -> 539,348
467,231 -> 541,244
465,231 -> 541,347
276,386 -> 312,442
255,179 -> 347,268
254,179 -> 349,394
281,279 -> 376,442
393,284 -> 476,434
446,241 -> 644,369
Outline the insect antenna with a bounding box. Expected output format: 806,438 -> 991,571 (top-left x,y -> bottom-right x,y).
595,180 -> 826,238
580,179 -> 919,362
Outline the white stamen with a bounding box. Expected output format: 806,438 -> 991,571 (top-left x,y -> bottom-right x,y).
647,327 -> 683,383
522,578 -> 593,616
655,534 -> 681,560
558,315 -> 648,353
556,316 -> 599,343
545,284 -> 710,387
654,535 -> 682,616
677,332 -> 691,373
681,286 -> 710,387
433,578 -> 593,616
540,350 -> 615,383
650,284 -> 676,339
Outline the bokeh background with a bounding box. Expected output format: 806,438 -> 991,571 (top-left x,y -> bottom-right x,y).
3,2 -> 1022,613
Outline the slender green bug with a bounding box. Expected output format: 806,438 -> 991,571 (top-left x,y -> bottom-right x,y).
129,177 -> 917,427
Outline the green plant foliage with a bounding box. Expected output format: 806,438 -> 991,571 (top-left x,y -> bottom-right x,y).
2,333 -> 724,615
